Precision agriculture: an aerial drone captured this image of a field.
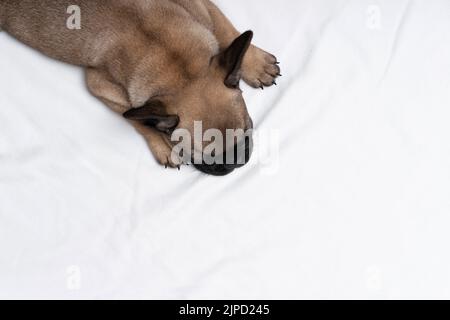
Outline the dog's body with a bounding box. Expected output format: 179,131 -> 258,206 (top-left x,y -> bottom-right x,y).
0,0 -> 280,175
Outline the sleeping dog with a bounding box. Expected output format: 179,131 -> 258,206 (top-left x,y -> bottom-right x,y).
0,0 -> 280,175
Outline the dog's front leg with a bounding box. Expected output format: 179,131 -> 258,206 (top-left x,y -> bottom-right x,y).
203,0 -> 281,88
85,68 -> 180,168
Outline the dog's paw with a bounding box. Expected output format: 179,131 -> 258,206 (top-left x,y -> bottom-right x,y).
141,133 -> 183,170
242,46 -> 281,89
133,122 -> 185,171
152,144 -> 184,170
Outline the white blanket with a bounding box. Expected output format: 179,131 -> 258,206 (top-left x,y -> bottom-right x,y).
1,0 -> 450,299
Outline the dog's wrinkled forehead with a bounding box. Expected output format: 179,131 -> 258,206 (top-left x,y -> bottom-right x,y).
127,28 -> 219,107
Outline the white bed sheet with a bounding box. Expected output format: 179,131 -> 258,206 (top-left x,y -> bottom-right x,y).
1,0 -> 450,299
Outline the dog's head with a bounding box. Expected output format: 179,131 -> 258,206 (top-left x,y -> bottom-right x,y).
124,32 -> 255,176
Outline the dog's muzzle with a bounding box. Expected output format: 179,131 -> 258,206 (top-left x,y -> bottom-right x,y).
194,136 -> 253,176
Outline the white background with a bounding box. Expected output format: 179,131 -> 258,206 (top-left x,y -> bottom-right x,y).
1,0 -> 450,299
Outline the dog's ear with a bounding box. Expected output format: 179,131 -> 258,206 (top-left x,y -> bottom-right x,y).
220,31 -> 253,88
123,100 -> 179,133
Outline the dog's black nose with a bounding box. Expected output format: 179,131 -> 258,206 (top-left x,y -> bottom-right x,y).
193,137 -> 253,176
194,163 -> 236,176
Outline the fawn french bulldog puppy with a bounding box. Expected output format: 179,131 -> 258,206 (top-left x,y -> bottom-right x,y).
0,0 -> 280,176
